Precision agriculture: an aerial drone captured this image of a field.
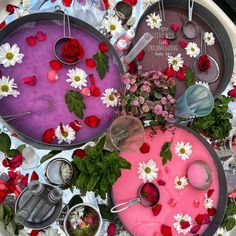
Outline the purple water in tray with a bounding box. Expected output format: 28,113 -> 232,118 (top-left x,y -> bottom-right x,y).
0,20 -> 121,145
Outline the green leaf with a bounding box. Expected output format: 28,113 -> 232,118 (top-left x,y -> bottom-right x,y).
184,67 -> 195,88
68,195 -> 83,208
118,156 -> 131,169
97,136 -> 106,150
93,51 -> 109,80
0,204 -> 4,221
5,149 -> 20,158
108,170 -> 116,185
225,217 -> 236,231
40,150 -> 62,164
17,144 -> 26,153
100,174 -> 109,192
160,141 -> 172,165
226,203 -> 236,216
0,132 -> 11,153
76,172 -> 89,188
99,204 -> 117,222
87,174 -> 100,192
65,90 -> 86,118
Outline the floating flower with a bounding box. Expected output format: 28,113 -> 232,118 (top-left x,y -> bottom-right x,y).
138,159 -> 159,183
185,42 -> 200,58
152,204 -> 162,216
0,43 -> 24,68
203,32 -> 215,46
26,36 -> 37,46
139,142 -> 150,153
101,88 -> 119,107
66,68 -> 87,89
195,81 -> 209,90
174,141 -> 192,160
55,123 -> 76,144
21,76 -> 37,86
69,206 -> 84,227
38,228 -> 60,236
167,53 -> 184,72
49,60 -> 62,71
0,76 -> 20,98
204,193 -> 214,209
99,42 -> 109,52
179,40 -> 187,49
102,16 -> 123,37
84,115 -> 100,128
42,128 -> 55,143
161,225 -> 172,236
174,176 -> 188,190
86,58 -> 96,68
173,213 -> 192,235
61,163 -> 72,182
146,12 -> 162,29
197,54 -> 211,71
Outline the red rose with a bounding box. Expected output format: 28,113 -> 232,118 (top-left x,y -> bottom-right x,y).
139,142 -> 150,153
73,149 -> 87,159
207,207 -> 216,216
98,42 -> 109,52
103,0 -> 110,9
42,128 -> 55,143
84,115 -> 100,128
61,38 -> 85,63
30,230 -> 42,236
127,61 -> 137,74
198,54 -> 211,71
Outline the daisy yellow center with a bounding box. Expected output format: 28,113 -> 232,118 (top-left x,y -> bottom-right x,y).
62,131 -> 68,137
207,37 -> 211,41
6,52 -> 14,60
152,18 -> 157,23
1,85 -> 9,92
145,167 -> 151,174
108,94 -> 115,101
217,234 -> 223,236
177,180 -> 182,185
110,24 -> 116,31
74,76 -> 81,82
180,148 -> 186,154
191,47 -> 195,52
172,59 -> 178,65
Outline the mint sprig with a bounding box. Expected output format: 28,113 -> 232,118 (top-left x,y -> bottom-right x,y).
93,51 -> 109,80
160,141 -> 172,165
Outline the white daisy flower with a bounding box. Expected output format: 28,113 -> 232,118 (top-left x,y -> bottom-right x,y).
138,159 -> 159,183
0,43 -> 24,68
66,68 -> 87,90
174,176 -> 188,190
173,213 -> 192,235
195,81 -> 209,90
101,88 -> 119,107
167,53 -> 184,72
204,32 -> 215,46
214,227 -> 230,236
185,42 -> 200,58
204,193 -> 214,209
102,16 -> 123,37
55,124 -> 76,144
146,12 -> 162,29
38,228 -> 60,236
175,141 -> 192,160
0,76 -> 20,99
61,163 -> 72,182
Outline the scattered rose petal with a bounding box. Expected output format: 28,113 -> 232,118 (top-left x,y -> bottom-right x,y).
180,221 -> 190,229
139,142 -> 150,153
73,149 -> 86,159
193,200 -> 200,208
99,42 -> 109,52
9,154 -> 23,169
84,115 -> 100,128
21,76 -> 37,86
161,225 -> 172,236
195,214 -> 205,225
152,204 -> 162,216
62,0 -> 72,7
6,4 -> 16,14
70,120 -> 82,132
47,70 -> 58,82
176,70 -> 185,80
123,0 -> 137,7
165,166 -> 170,174
90,86 -> 101,97
81,87 -> 91,96
207,207 -> 216,216
181,65 -> 187,71
103,0 -> 110,9
31,171 -> 39,181
49,60 -> 62,71
2,159 -> 9,167
128,61 -> 137,74
157,179 -> 166,186
26,36 -> 37,46
8,171 -> 15,179
202,213 -> 210,224
163,66 -> 174,79
137,50 -> 145,61
167,198 -> 177,208
42,128 -> 55,143
21,173 -> 29,186
207,189 -> 214,198
0,189 -> 8,198
88,74 -> 96,86
179,41 -> 188,48
171,23 -> 180,32
86,58 -> 96,68
0,21 -> 6,30
190,224 -> 201,234
36,31 -> 46,41
228,88 -> 236,98
30,230 -> 42,236
107,223 -> 116,236
11,133 -> 18,137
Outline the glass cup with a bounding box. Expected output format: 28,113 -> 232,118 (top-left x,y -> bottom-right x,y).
21,146 -> 39,170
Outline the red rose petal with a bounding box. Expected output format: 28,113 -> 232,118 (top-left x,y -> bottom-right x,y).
207,189 -> 214,198
103,0 -> 110,9
26,36 -> 37,46
228,88 -> 236,98
49,60 -> 62,71
152,204 -> 162,216
161,225 -> 172,236
161,38 -> 170,47
0,189 -> 8,198
62,0 -> 72,7
36,31 -> 46,41
47,70 -> 58,82
21,173 -> 29,186
123,0 -> 137,7
180,221 -> 190,229
99,42 -> 109,52
127,61 -> 137,74
181,65 -> 188,72
42,128 -> 55,143
0,21 -> 6,30
179,41 -> 188,48
73,149 -> 86,159
6,4 -> 16,14
30,230 -> 42,236
11,133 -> 17,137
90,86 -> 101,97
8,171 -> 15,179
193,200 -> 200,208
31,171 -> 39,181
157,179 -> 166,186
202,213 -> 210,224
107,223 -> 116,236
84,115 -> 100,128
207,207 -> 216,216
163,66 -> 175,79
86,58 -> 96,68
88,74 -> 96,86
139,142 -> 150,153
176,70 -> 185,81
70,120 -> 82,132
81,87 -> 91,96
2,159 -> 9,167
21,76 -> 37,86
167,198 -> 177,208
9,154 -> 23,169
190,224 -> 201,234
195,214 -> 205,225
136,50 -> 145,61
170,23 -> 180,32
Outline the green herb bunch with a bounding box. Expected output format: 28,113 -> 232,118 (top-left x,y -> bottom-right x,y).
221,199 -> 236,231
72,137 -> 131,199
